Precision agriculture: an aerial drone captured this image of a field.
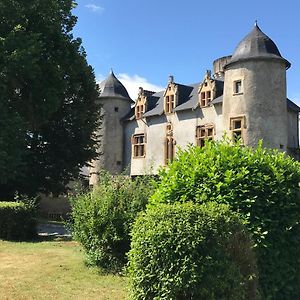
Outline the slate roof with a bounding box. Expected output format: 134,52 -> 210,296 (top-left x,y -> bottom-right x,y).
142,91 -> 164,117
226,24 -> 291,69
99,70 -> 134,102
287,99 -> 300,112
122,107 -> 135,121
143,80 -> 224,117
211,95 -> 223,105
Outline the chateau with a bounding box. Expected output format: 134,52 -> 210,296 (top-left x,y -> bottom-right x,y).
89,24 -> 300,184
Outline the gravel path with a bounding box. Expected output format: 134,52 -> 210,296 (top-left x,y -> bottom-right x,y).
37,223 -> 71,237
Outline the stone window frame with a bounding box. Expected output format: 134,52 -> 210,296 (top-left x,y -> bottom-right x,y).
196,124 -> 215,147
165,94 -> 176,114
164,123 -> 175,164
135,102 -> 145,119
200,90 -> 212,107
132,133 -> 146,158
229,116 -> 246,142
198,71 -> 214,108
233,79 -> 243,95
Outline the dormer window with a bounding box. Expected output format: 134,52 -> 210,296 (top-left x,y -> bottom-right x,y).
135,87 -> 150,119
135,103 -> 144,119
200,91 -> 212,107
198,70 -> 215,108
164,76 -> 177,114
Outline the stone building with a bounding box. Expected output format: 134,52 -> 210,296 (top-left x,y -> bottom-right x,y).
89,24 -> 300,184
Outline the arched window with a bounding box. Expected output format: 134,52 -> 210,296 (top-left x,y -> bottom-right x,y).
165,123 -> 175,164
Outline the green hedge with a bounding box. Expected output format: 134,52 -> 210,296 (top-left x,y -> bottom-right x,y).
0,201 -> 37,240
150,140 -> 300,299
71,172 -> 155,272
128,202 -> 257,300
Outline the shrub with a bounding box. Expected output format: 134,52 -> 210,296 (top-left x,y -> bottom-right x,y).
151,140 -> 300,299
71,172 -> 155,272
128,202 -> 257,300
0,200 -> 37,240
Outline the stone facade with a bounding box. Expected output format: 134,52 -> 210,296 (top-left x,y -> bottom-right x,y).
89,24 -> 300,183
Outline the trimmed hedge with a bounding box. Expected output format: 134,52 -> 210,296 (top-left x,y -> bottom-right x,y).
150,140 -> 300,299
71,172 -> 155,272
128,202 -> 257,300
0,201 -> 37,240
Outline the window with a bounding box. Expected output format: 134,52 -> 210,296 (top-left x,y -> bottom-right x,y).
132,134 -> 146,158
135,103 -> 144,119
165,95 -> 175,114
233,80 -> 242,94
114,107 -> 119,112
196,124 -> 214,147
230,117 -> 245,142
200,90 -> 212,107
165,137 -> 175,163
165,123 -> 175,163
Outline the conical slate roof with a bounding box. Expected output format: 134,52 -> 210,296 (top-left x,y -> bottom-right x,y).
227,24 -> 290,69
99,70 -> 133,102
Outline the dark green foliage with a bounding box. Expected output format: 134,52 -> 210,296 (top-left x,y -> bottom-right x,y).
0,0 -> 100,197
128,202 -> 257,300
0,200 -> 37,240
71,172 -> 155,272
151,140 -> 300,299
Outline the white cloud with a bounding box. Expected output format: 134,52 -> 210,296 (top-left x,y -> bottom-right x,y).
85,4 -> 104,13
97,73 -> 164,100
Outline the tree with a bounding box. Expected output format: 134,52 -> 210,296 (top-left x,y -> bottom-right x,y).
0,0 -> 101,197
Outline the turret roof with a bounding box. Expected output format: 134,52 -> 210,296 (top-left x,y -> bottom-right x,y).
99,70 -> 133,102
227,23 -> 290,69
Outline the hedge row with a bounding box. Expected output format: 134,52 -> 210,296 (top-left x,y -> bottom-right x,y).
0,201 -> 37,240
128,202 -> 258,300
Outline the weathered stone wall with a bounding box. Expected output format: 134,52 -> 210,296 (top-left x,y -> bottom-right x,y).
223,60 -> 288,150
89,97 -> 131,185
287,109 -> 299,149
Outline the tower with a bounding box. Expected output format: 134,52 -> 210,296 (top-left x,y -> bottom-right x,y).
222,23 -> 290,150
89,70 -> 133,185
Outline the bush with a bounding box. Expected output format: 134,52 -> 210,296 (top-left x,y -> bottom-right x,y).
0,200 -> 37,240
71,172 -> 155,272
128,202 -> 257,300
151,140 -> 300,299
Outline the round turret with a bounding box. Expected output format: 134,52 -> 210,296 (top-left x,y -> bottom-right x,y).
222,24 -> 289,151
99,70 -> 133,101
89,70 -> 133,185
226,23 -> 290,69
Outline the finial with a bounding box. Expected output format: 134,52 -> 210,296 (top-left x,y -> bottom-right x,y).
254,20 -> 258,27
168,75 -> 174,83
110,68 -> 114,75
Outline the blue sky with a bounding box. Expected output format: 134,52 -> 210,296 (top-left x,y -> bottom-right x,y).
73,0 -> 300,104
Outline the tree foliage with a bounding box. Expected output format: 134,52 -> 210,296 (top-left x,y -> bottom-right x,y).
0,0 -> 100,197
151,141 -> 300,299
71,172 -> 155,272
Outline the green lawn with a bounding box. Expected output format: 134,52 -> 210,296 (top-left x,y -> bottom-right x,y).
0,239 -> 127,299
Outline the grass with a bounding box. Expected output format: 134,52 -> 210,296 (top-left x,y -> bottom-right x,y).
0,238 -> 127,299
